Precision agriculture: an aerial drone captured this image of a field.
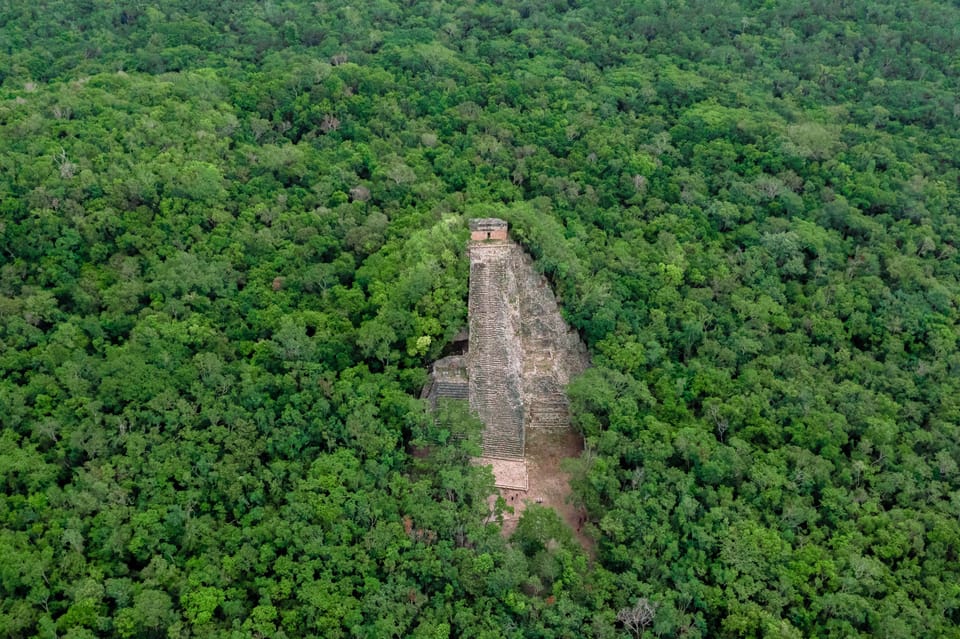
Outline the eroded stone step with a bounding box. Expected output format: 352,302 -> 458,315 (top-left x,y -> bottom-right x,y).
434,382 -> 469,399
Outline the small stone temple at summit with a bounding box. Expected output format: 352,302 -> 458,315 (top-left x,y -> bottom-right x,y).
422,218 -> 589,488
469,218 -> 509,241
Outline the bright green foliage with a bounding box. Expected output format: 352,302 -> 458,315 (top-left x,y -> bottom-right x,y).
2,1 -> 960,637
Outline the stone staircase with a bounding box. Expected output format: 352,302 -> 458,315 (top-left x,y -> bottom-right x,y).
526,393 -> 571,429
469,246 -> 524,460
433,381 -> 468,400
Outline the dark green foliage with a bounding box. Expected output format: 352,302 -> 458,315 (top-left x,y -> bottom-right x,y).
2,0 -> 960,637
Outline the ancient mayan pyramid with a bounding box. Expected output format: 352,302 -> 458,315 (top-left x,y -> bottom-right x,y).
423,218 -> 589,467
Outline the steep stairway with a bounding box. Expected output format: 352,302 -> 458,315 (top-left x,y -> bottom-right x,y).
469,244 -> 524,460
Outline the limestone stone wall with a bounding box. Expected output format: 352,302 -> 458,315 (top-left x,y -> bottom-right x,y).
510,246 -> 589,430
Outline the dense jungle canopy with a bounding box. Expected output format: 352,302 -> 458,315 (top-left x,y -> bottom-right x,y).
1,1 -> 959,637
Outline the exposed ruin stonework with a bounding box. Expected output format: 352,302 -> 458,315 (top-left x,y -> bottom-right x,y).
468,228 -> 526,460
425,218 -> 589,472
420,355 -> 468,408
469,217 -> 510,242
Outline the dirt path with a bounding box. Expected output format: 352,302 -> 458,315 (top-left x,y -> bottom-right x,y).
494,429 -> 594,554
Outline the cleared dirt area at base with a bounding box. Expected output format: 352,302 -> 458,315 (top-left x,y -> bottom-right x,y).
493,428 -> 594,554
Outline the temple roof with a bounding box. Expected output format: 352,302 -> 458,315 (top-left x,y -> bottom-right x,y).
468,218 -> 508,231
